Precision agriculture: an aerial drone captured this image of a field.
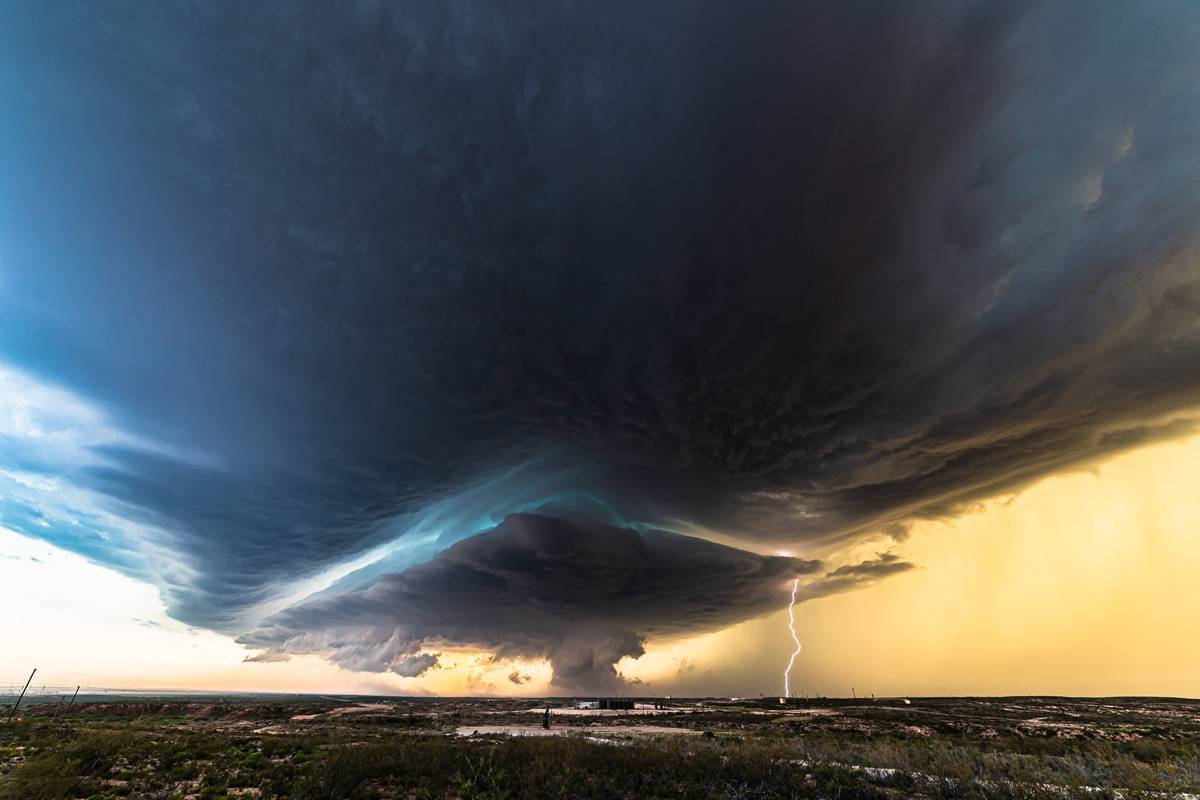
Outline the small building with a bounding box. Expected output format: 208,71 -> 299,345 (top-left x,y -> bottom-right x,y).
598,698 -> 634,710
576,698 -> 639,710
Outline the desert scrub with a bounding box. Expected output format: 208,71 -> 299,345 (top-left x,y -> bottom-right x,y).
286,736 -> 883,800
0,730 -> 134,800
2,698 -> 1198,800
779,730 -> 1200,794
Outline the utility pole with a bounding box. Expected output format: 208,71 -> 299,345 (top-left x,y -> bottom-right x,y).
64,686 -> 80,715
852,687 -> 856,699
8,669 -> 35,722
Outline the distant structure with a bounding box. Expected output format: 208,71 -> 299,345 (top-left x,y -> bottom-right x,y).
576,698 -> 636,710
573,697 -> 682,712
777,696 -> 808,706
598,698 -> 635,710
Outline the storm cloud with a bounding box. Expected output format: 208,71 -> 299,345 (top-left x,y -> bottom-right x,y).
2,1 -> 1200,667
240,513 -> 907,689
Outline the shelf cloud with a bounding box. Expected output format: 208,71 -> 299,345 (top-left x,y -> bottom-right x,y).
240,513 -> 909,689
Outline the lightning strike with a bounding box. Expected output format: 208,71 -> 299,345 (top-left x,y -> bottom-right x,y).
783,577 -> 801,698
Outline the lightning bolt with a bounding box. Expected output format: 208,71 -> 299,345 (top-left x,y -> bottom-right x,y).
783,577 -> 802,698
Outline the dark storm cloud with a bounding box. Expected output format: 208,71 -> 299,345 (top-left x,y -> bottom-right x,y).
825,554 -> 910,580
811,553 -> 917,599
391,653 -> 441,679
240,513 -> 869,689
2,0 -> 1200,648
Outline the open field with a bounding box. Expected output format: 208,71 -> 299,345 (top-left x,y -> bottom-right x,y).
1,695 -> 1198,799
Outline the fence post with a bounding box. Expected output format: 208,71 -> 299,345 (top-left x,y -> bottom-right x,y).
7,669 -> 36,722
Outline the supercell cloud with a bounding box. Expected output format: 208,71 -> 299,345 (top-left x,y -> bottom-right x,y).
240,513 -> 904,689
2,2 -> 1200,686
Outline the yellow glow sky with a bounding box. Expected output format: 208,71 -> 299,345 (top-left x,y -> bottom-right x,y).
4,430 -> 1199,697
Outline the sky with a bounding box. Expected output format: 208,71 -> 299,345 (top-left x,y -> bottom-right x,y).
1,1 -> 1199,697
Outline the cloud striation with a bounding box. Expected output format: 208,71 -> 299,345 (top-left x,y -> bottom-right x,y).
1,1 -> 1199,682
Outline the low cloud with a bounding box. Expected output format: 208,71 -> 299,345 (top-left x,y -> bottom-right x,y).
826,553 -> 914,580
391,653 -> 440,678
812,553 -> 918,598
